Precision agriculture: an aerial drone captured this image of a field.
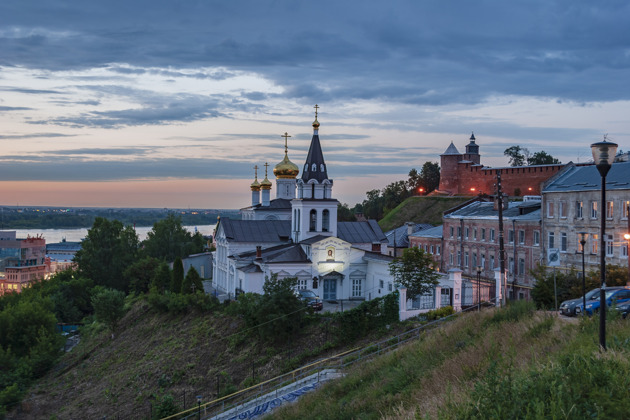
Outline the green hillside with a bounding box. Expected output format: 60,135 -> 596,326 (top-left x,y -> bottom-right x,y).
271,304 -> 630,419
378,196 -> 470,231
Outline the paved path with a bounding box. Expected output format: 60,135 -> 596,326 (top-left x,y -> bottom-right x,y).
204,369 -> 343,420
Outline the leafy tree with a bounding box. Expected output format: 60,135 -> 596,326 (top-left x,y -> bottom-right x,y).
124,256 -> 160,295
150,262 -> 172,294
91,288 -> 126,338
389,247 -> 440,297
74,217 -> 139,292
337,203 -> 357,221
142,214 -> 204,262
419,161 -> 440,193
504,146 -> 527,166
528,150 -> 561,165
171,258 -> 184,293
182,266 -> 203,294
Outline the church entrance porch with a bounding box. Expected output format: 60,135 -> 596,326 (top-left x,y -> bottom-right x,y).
323,278 -> 337,301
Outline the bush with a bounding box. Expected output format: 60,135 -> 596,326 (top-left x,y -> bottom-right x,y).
486,300 -> 535,325
424,306 -> 455,321
153,394 -> 180,419
331,293 -> 399,344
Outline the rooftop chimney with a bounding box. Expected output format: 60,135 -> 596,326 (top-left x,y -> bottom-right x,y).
372,242 -> 382,253
255,246 -> 262,259
406,222 -> 415,236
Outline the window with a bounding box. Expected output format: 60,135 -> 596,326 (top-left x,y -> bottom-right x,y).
606,234 -> 614,256
457,227 -> 461,238
490,229 -> 495,242
473,228 -> 477,240
449,253 -> 454,265
508,257 -> 514,274
436,246 -> 441,255
576,201 -> 583,219
508,230 -> 514,244
624,201 -> 630,219
450,226 -> 454,238
518,258 -> 525,275
309,209 -> 317,231
547,201 -> 555,218
578,238 -> 585,253
548,232 -> 555,249
464,252 -> 469,267
561,232 -> 567,252
430,245 -> 435,254
465,227 -> 469,239
591,201 -> 598,219
591,234 -> 598,254
534,231 -> 540,246
622,236 -> 628,258
490,255 -> 495,269
388,282 -> 393,292
322,209 -> 330,232
481,254 -> 486,268
296,278 -> 308,290
559,201 -> 567,218
352,278 -> 362,297
519,230 -> 525,244
606,201 -> 614,219
457,250 -> 461,266
481,228 -> 486,241
472,253 -> 477,268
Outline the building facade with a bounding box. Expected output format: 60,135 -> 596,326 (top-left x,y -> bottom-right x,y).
0,231 -> 48,295
541,161 -> 630,273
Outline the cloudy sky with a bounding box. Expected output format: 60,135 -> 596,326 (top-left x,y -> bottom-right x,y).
1,0 -> 629,209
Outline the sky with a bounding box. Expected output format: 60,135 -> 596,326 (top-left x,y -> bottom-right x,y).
1,0 -> 629,209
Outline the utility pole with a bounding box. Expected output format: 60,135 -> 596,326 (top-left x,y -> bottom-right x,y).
496,170 -> 507,306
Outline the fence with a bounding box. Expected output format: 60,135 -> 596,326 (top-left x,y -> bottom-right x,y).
461,279 -> 494,308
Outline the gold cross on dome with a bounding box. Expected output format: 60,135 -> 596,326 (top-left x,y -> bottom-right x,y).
314,104 -> 319,119
264,162 -> 269,177
254,165 -> 258,179
281,132 -> 291,153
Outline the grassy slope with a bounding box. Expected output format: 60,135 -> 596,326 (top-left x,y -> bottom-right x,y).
18,299 -> 413,419
271,307 -> 630,420
378,196 -> 470,232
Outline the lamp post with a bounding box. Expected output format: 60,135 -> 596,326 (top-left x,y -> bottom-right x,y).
578,232 -> 588,314
624,231 -> 630,286
476,266 -> 482,311
197,395 -> 202,420
591,138 -> 618,351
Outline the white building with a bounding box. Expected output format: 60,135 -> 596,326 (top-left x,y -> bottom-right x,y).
213,110 -> 395,301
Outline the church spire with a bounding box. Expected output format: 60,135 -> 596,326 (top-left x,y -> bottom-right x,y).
301,104 -> 329,183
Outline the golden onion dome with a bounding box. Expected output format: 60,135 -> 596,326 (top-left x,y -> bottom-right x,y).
312,117 -> 320,130
260,176 -> 272,190
250,178 -> 260,191
274,153 -> 300,179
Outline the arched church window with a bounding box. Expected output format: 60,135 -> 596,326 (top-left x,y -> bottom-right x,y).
322,209 -> 330,232
312,163 -> 317,171
320,164 -> 325,172
309,209 -> 317,231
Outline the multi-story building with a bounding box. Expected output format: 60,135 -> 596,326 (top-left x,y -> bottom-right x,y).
541,161 -> 630,273
0,231 -> 48,295
410,196 -> 543,300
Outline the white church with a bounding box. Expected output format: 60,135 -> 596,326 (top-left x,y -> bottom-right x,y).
212,108 -> 397,302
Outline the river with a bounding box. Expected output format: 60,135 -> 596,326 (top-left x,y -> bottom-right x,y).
11,225 -> 217,244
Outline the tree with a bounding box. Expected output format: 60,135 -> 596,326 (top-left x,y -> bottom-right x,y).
150,262 -> 172,294
182,266 -> 203,294
124,257 -> 160,295
528,151 -> 561,165
504,146 -> 527,166
419,161 -> 440,193
389,247 -> 440,297
74,217 -> 139,292
91,288 -> 126,338
171,258 -> 184,293
142,214 -> 204,262
337,203 -> 357,222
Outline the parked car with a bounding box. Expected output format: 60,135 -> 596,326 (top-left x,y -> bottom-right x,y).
575,287 -> 630,316
297,289 -> 323,311
559,288 -> 600,317
614,301 -> 630,319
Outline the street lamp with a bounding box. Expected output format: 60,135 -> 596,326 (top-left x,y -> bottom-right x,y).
591,138 -> 618,351
197,395 -> 202,420
578,231 -> 588,314
476,266 -> 482,311
625,231 -> 630,286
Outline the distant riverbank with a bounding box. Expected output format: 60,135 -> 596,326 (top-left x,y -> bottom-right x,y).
13,225 -> 216,244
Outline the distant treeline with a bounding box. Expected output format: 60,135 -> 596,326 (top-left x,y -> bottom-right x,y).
0,208 -> 240,229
